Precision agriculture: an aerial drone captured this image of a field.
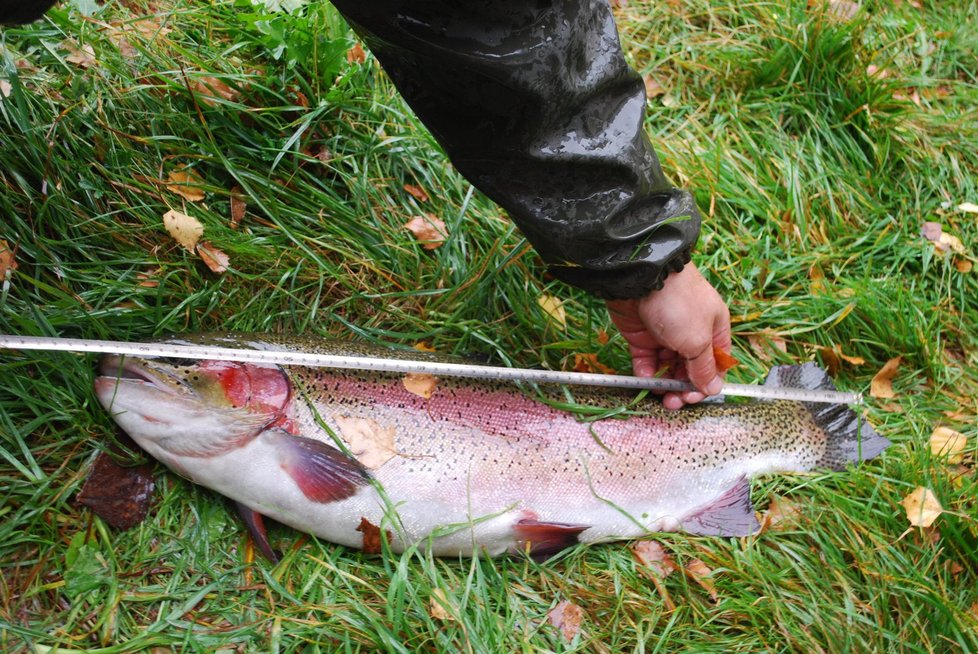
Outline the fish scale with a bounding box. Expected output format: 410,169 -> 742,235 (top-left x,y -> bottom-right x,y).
90,334 -> 889,558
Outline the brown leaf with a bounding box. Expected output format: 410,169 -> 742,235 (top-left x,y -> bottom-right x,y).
819,344 -> 865,375
746,332 -> 787,363
955,259 -> 973,273
196,241 -> 230,274
900,487 -> 942,528
137,267 -> 162,288
162,209 -> 204,252
0,239 -> 17,281
356,516 -> 389,554
922,222 -> 967,255
402,373 -> 438,399
572,353 -> 616,375
76,452 -> 155,530
921,221 -> 943,242
429,588 -> 456,621
643,74 -> 666,98
870,356 -> 901,399
314,145 -> 332,164
713,346 -> 740,374
404,214 -> 447,250
230,187 -> 246,228
413,342 -> 437,353
684,559 -> 718,601
758,495 -> 803,534
403,184 -> 429,203
333,414 -> 396,469
537,294 -> 567,330
0,79 -> 12,99
930,426 -> 968,464
547,600 -> 584,643
632,540 -> 677,578
825,0 -> 861,21
190,76 -> 238,107
64,42 -> 97,69
596,329 -> 609,345
166,169 -> 206,202
346,43 -> 366,64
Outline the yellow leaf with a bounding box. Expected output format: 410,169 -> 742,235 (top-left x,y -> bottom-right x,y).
900,487 -> 942,528
930,426 -> 968,464
537,294 -> 567,330
684,559 -> 718,601
429,588 -> 455,622
413,342 -> 437,353
0,239 -> 17,281
870,356 -> 902,399
957,202 -> 978,214
631,540 -> 676,578
547,600 -> 584,643
64,42 -> 96,69
196,241 -> 230,274
333,415 -> 396,469
404,214 -> 447,250
162,209 -> 204,252
166,169 -> 206,202
402,373 -> 438,399
758,495 -> 803,534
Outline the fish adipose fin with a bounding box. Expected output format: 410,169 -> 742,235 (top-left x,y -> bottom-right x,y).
766,363 -> 890,470
234,502 -> 281,563
682,475 -> 759,537
263,428 -> 371,502
513,519 -> 590,559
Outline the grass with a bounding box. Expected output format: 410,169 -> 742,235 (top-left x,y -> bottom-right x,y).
1,0 -> 976,651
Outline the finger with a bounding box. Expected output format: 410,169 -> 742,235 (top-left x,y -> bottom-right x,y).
685,346 -> 723,396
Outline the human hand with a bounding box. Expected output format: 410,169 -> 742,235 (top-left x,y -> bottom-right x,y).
606,263 -> 731,410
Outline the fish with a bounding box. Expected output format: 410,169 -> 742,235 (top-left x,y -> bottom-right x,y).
93,334 -> 889,559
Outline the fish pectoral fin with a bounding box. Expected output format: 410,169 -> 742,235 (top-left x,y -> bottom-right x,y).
681,476 -> 759,537
234,502 -> 280,563
263,428 -> 371,503
512,519 -> 590,560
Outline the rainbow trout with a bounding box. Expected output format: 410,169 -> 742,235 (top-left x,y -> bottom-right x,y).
94,335 -> 888,559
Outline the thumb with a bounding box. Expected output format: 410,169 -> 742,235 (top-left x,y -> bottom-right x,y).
685,347 -> 724,396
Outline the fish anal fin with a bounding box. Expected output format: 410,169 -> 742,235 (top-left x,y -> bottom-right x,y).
512,519 -> 589,559
234,502 -> 280,563
682,476 -> 759,537
264,428 -> 371,503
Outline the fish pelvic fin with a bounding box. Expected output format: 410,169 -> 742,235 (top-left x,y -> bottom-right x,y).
263,428 -> 371,503
765,363 -> 890,470
682,475 -> 759,537
512,519 -> 590,560
234,502 -> 280,563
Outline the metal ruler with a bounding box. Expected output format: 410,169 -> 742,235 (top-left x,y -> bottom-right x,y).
0,334 -> 862,404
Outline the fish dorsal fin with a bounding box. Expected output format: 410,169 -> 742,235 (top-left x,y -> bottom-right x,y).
682,476 -> 759,537
262,429 -> 371,503
512,519 -> 590,559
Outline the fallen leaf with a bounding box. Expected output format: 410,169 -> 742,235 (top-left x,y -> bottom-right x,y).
137,267 -> 162,288
190,76 -> 238,106
596,329 -> 609,345
64,42 -> 96,69
684,559 -> 718,601
230,187 -> 246,228
572,353 -> 616,375
429,588 -> 455,621
404,214 -> 447,250
957,202 -> 978,214
758,495 -> 803,533
333,414 -> 396,469
949,561 -> 965,577
403,184 -> 429,203
356,516 -> 389,554
162,210 -> 204,252
631,540 -> 677,578
196,241 -> 230,274
713,346 -> 740,373
346,43 -> 366,64
0,79 -> 11,98
314,145 -> 332,164
105,25 -> 138,59
825,0 -> 860,21
547,600 -> 584,643
166,169 -> 206,202
921,222 -> 943,241
537,294 -> 567,330
747,332 -> 788,363
131,17 -> 173,40
413,342 -> 437,353
402,373 -> 438,399
76,452 -> 155,530
0,239 -> 17,280
955,259 -> 973,273
643,74 -> 666,98
819,344 -> 866,375
900,487 -> 942,528
921,222 -> 967,255
930,426 -> 968,464
866,64 -> 889,78
870,356 -> 902,399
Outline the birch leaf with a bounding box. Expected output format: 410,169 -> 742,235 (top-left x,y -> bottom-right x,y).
64,42 -> 96,69
870,357 -> 902,399
355,517 -> 388,554
162,210 -> 204,252
402,373 -> 438,399
929,426 -> 967,464
957,202 -> 978,214
196,241 -> 230,274
429,588 -> 455,622
404,214 -> 447,250
0,79 -> 11,98
631,540 -> 676,577
166,169 -> 206,202
0,239 -> 17,280
333,415 -> 396,469
684,559 -> 718,601
547,600 -> 584,643
900,487 -> 942,528
572,353 -> 616,375
230,187 -> 246,228
538,294 -> 567,330
403,184 -> 429,202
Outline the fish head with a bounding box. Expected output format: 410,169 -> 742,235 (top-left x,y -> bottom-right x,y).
94,355 -> 293,458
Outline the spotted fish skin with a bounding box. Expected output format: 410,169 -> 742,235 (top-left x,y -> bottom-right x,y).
94,335 -> 889,557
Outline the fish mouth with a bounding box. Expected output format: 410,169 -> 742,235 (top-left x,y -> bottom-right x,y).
96,355 -> 188,396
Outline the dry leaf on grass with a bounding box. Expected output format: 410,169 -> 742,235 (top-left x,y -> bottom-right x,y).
870,357 -> 902,399
64,42 -> 96,68
632,540 -> 677,578
824,0 -> 861,21
921,222 -> 967,255
403,184 -> 429,202
230,187 -> 246,228
166,169 -> 206,202
547,600 -> 584,643
0,239 -> 17,281
162,209 -> 204,252
76,452 -> 155,530
820,344 -> 866,375
137,267 -> 162,288
746,332 -> 787,363
333,415 -> 396,469
346,43 -> 366,64
900,487 -> 942,528
685,559 -> 718,601
429,588 -> 455,621
196,241 -> 230,274
957,202 -> 978,214
537,294 -> 567,330
572,353 -> 616,375
404,214 -> 447,250
356,516 -> 389,554
0,79 -> 11,99
403,373 -> 438,399
643,74 -> 666,98
190,76 -> 238,106
413,342 -> 437,353
713,346 -> 740,373
758,495 -> 803,533
930,426 -> 968,464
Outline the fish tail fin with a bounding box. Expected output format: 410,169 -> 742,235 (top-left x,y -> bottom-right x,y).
765,363 -> 890,470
